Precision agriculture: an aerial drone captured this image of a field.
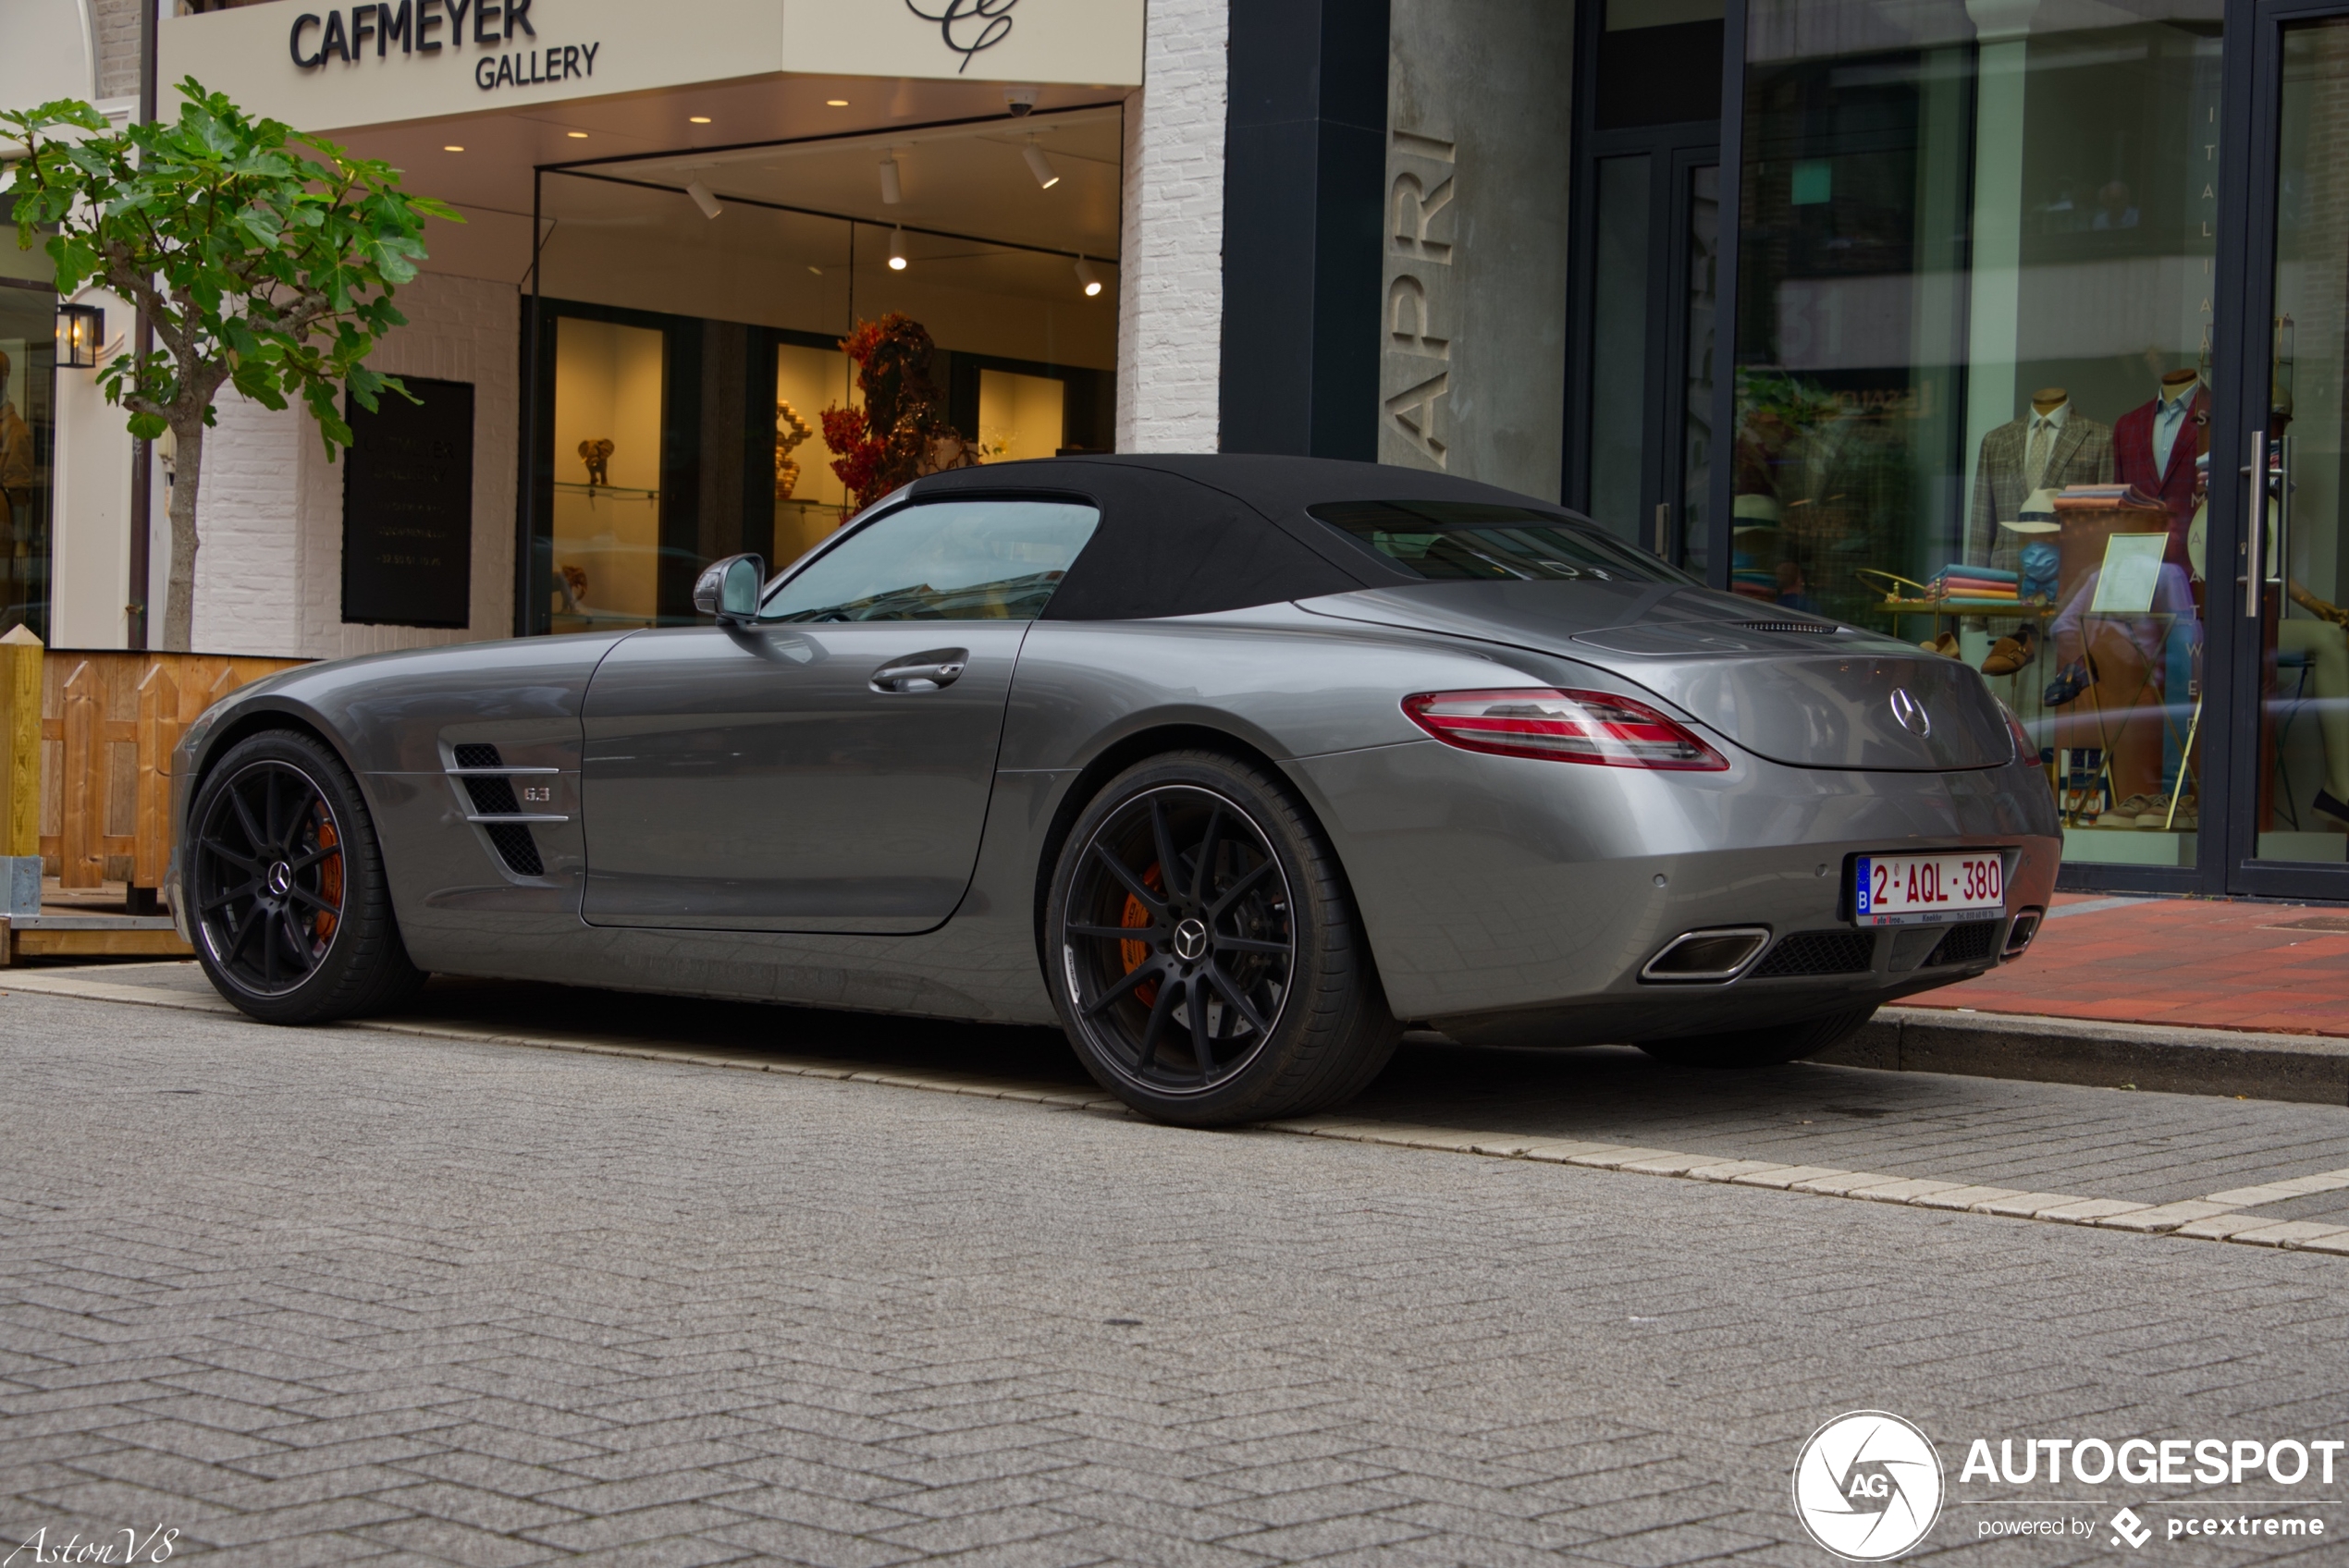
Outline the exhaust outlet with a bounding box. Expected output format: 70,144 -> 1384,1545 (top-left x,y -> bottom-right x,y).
1640,926 -> 1771,983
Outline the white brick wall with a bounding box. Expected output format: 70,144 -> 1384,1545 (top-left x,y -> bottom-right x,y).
1114,0 -> 1227,454
92,0 -> 141,101
188,271 -> 520,657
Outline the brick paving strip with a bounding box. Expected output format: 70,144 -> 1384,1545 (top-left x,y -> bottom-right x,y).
9,967 -> 2346,1258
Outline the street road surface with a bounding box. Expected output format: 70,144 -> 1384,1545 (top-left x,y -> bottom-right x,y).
3,971 -> 2343,1566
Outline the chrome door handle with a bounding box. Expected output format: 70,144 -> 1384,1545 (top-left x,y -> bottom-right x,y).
870,648 -> 970,692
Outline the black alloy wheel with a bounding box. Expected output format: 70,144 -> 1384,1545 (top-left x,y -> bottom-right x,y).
193,757 -> 347,996
1061,784 -> 1296,1094
186,729 -> 424,1024
1048,751 -> 1399,1125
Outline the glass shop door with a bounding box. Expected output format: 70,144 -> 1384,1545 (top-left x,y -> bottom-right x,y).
2227,5 -> 2349,898
1580,146 -> 1720,570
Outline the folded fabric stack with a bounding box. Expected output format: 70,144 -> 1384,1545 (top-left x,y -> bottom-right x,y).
1929,564 -> 2020,603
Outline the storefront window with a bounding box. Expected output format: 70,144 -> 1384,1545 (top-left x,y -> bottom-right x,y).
526,109 -> 1119,635
549,316 -> 666,632
2257,19 -> 2349,864
0,247 -> 56,641
1735,0 -> 2222,868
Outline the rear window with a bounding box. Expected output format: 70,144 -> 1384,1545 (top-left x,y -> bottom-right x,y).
1309,500 -> 1695,585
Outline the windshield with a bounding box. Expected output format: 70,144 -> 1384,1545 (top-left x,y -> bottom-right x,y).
1310,500 -> 1695,585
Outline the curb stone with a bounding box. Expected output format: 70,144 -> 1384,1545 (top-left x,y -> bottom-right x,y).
1822,1007 -> 2349,1105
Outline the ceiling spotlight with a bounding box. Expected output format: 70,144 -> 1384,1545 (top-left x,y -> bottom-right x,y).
443,144 -> 463,152
686,180 -> 722,220
1074,257 -> 1102,297
878,153 -> 902,205
566,130 -> 587,139
689,116 -> 711,124
826,99 -> 849,107
887,227 -> 907,270
807,265 -> 823,276
1022,139 -> 1059,190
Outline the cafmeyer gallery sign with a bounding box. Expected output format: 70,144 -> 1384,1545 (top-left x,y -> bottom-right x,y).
159,0 -> 1142,133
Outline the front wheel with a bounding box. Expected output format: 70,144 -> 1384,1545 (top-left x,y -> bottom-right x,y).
1045,751 -> 1398,1126
1636,1005 -> 1877,1069
185,729 -> 425,1024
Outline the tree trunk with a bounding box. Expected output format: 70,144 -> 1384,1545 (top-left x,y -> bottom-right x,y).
162,415 -> 203,653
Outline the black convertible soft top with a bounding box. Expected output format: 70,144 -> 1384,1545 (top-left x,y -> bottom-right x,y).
903,454 -> 1593,621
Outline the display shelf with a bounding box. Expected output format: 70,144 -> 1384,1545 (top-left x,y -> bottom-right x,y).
553,481 -> 659,500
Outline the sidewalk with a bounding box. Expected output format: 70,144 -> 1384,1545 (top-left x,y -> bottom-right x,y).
1924,890 -> 2349,1037
1815,889 -> 2349,1106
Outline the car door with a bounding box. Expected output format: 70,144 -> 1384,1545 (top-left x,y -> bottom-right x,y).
579,496 -> 1100,933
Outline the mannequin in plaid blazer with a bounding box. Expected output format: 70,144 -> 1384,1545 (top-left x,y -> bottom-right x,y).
1964,399 -> 2114,573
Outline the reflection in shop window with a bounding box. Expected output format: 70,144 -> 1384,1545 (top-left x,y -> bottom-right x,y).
1734,0 -> 2221,868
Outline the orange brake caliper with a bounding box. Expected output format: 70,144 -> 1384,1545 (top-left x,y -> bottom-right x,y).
1118,864 -> 1164,1007
314,816 -> 342,944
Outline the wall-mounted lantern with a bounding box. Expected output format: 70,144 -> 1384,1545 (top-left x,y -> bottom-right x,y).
56,302 -> 105,369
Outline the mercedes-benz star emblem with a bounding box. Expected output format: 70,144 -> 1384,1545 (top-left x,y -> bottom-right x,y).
1173,918 -> 1210,963
1888,688 -> 1932,738
266,861 -> 294,897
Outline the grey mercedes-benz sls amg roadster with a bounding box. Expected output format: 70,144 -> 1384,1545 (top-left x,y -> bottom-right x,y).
170,455 -> 2059,1124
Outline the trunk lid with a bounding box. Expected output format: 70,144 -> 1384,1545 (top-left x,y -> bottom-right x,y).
1297,582 -> 2014,772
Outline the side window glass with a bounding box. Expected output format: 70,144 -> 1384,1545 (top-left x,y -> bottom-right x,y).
762,500 -> 1100,622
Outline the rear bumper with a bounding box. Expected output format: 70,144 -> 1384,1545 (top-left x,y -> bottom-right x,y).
1286,739 -> 2060,1041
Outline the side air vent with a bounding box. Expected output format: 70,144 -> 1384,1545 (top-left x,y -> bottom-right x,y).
1925,919 -> 2001,967
446,743 -> 549,877
1749,930 -> 1876,978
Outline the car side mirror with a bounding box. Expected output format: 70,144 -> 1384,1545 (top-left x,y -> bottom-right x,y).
693,553 -> 766,625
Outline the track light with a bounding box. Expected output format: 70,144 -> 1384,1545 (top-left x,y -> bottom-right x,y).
888,227 -> 907,270
879,153 -> 902,205
1074,257 -> 1102,297
685,180 -> 722,220
1022,139 -> 1059,190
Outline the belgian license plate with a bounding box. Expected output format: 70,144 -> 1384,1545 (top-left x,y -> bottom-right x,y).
1852,853 -> 2006,926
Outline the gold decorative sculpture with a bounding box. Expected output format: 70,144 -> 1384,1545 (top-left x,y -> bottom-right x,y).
774,400 -> 812,499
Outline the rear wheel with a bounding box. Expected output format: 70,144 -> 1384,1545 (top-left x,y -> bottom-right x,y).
1636,1006 -> 1877,1069
1046,751 -> 1398,1126
186,729 -> 424,1024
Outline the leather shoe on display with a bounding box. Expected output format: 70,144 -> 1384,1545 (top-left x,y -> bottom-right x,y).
1981,624 -> 2038,676
2043,658 -> 2094,707
2314,788 -> 2349,827
1920,632 -> 1962,659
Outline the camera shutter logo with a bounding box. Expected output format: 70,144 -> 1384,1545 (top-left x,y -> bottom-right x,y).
1791,1411 -> 1945,1561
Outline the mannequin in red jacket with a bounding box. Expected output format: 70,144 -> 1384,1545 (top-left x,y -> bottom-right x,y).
2111,368 -> 2209,567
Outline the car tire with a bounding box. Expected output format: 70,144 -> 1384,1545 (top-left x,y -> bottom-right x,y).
1045,750 -> 1399,1126
1635,1005 -> 1878,1069
185,728 -> 426,1025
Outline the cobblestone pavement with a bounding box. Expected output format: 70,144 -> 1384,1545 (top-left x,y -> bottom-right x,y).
4,978 -> 2347,1567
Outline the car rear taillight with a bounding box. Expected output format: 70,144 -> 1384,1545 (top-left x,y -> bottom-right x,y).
1402,688 -> 1728,770
1998,699 -> 2037,764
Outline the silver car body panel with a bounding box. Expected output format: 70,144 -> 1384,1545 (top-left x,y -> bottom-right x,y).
579,621 -> 1030,932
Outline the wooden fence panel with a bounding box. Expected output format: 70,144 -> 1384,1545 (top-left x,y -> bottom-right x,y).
34,651 -> 307,891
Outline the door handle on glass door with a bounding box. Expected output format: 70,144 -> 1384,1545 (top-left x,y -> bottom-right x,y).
870,649 -> 970,693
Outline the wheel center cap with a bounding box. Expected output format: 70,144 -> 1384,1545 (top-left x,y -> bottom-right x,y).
1172,917 -> 1210,962
266,862 -> 293,897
